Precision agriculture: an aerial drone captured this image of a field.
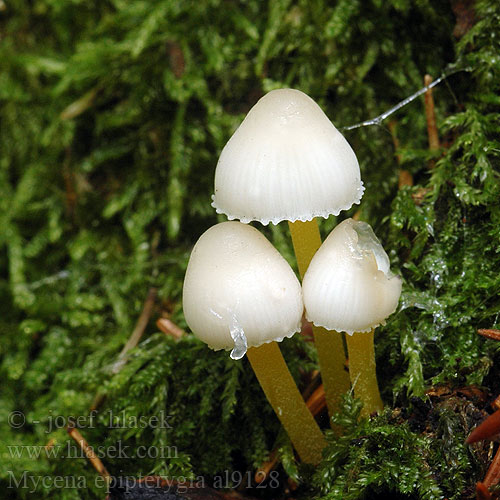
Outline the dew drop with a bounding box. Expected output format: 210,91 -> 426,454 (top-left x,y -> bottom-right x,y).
352,221 -> 391,274
229,314 -> 248,360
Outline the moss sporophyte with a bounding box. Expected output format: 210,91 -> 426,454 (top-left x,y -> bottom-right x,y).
183,88 -> 402,462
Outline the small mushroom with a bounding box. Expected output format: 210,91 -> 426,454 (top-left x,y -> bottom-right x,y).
212,88 -> 363,226
211,88 -> 363,416
302,218 -> 402,417
183,221 -> 326,464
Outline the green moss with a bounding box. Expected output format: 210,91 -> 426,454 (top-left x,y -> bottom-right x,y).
314,394 -> 481,500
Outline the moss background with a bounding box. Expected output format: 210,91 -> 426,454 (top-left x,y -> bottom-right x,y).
1,0 -> 500,498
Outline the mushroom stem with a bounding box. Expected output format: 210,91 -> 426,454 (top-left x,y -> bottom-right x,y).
288,219 -> 351,418
313,327 -> 350,416
287,219 -> 322,278
345,330 -> 383,417
246,342 -> 326,465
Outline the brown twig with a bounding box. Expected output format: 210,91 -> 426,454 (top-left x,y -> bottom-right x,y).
470,323 -> 500,495
307,385 -> 326,417
299,316 -> 314,342
156,317 -> 185,339
478,329 -> 500,342
60,87 -> 100,120
424,74 -> 440,167
484,446 -> 500,490
398,170 -> 414,189
67,422 -> 111,481
254,383 -> 327,483
388,121 -> 402,162
467,410 -> 500,444
387,121 -> 413,188
468,410 -> 500,496
476,481 -> 493,500
112,287 -> 158,373
300,369 -> 321,401
254,450 -> 278,483
90,287 -> 157,412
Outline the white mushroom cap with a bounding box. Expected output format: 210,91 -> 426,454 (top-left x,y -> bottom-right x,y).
212,88 -> 364,225
182,221 -> 303,358
302,219 -> 402,334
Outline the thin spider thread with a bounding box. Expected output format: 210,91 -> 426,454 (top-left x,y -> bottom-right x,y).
341,63 -> 469,131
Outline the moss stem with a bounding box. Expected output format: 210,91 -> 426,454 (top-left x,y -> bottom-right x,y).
288,219 -> 351,418
345,330 -> 383,417
247,342 -> 326,464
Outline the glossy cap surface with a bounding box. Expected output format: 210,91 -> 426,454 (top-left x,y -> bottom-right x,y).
183,222 -> 303,357
303,219 -> 401,334
212,89 -> 364,225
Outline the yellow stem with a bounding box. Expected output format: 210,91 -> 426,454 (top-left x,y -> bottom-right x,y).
286,219 -> 322,277
247,342 -> 326,464
345,330 -> 383,417
288,220 -> 351,418
312,327 -> 350,416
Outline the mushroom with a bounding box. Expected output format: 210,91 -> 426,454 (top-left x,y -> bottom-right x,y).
302,218 -> 402,417
212,89 -> 364,226
211,88 -> 363,416
183,221 -> 326,464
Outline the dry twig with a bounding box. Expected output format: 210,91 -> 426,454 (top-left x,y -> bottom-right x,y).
91,287 -> 157,412
476,481 -> 493,500
156,317 -> 185,339
113,287 -> 158,371
424,74 -> 440,170
484,447 -> 500,491
67,422 -> 111,481
470,328 -> 500,496
467,410 -> 500,444
387,120 -> 413,189
254,382 -> 327,483
478,329 -> 500,342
